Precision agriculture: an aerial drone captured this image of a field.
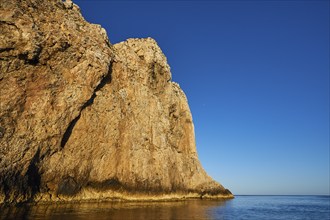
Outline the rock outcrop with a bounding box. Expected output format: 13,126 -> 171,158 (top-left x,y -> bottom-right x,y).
0,0 -> 232,204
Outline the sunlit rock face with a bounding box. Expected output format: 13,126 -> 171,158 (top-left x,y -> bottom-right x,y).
0,0 -> 232,204
0,0 -> 113,203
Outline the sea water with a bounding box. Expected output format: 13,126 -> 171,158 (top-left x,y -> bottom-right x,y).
1,195 -> 329,220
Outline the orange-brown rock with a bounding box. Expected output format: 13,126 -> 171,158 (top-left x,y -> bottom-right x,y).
0,0 -> 232,204
0,0 -> 113,203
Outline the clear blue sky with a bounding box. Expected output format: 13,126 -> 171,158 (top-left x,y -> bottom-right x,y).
74,0 -> 329,195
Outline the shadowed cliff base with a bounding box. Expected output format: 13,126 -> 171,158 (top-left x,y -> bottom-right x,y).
0,0 -> 233,205
42,177 -> 233,202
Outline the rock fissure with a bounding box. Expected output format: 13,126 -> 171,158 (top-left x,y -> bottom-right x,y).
60,114 -> 80,149
60,65 -> 113,149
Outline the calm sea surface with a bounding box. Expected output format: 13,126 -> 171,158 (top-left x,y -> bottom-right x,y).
1,195 -> 329,220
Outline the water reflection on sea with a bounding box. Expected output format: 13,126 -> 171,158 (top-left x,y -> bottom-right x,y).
1,196 -> 329,220
1,199 -> 228,220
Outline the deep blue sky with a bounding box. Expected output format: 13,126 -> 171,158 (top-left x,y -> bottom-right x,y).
74,0 -> 329,195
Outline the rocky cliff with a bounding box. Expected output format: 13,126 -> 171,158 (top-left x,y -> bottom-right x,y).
0,0 -> 232,204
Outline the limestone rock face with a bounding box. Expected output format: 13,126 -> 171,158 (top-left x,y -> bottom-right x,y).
0,0 -> 113,203
0,0 -> 232,204
40,38 -> 232,201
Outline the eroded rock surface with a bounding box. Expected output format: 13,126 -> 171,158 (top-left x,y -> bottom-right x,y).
0,0 -> 113,203
0,0 -> 232,204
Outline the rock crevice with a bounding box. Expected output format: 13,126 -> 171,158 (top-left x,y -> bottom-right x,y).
60,66 -> 113,149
